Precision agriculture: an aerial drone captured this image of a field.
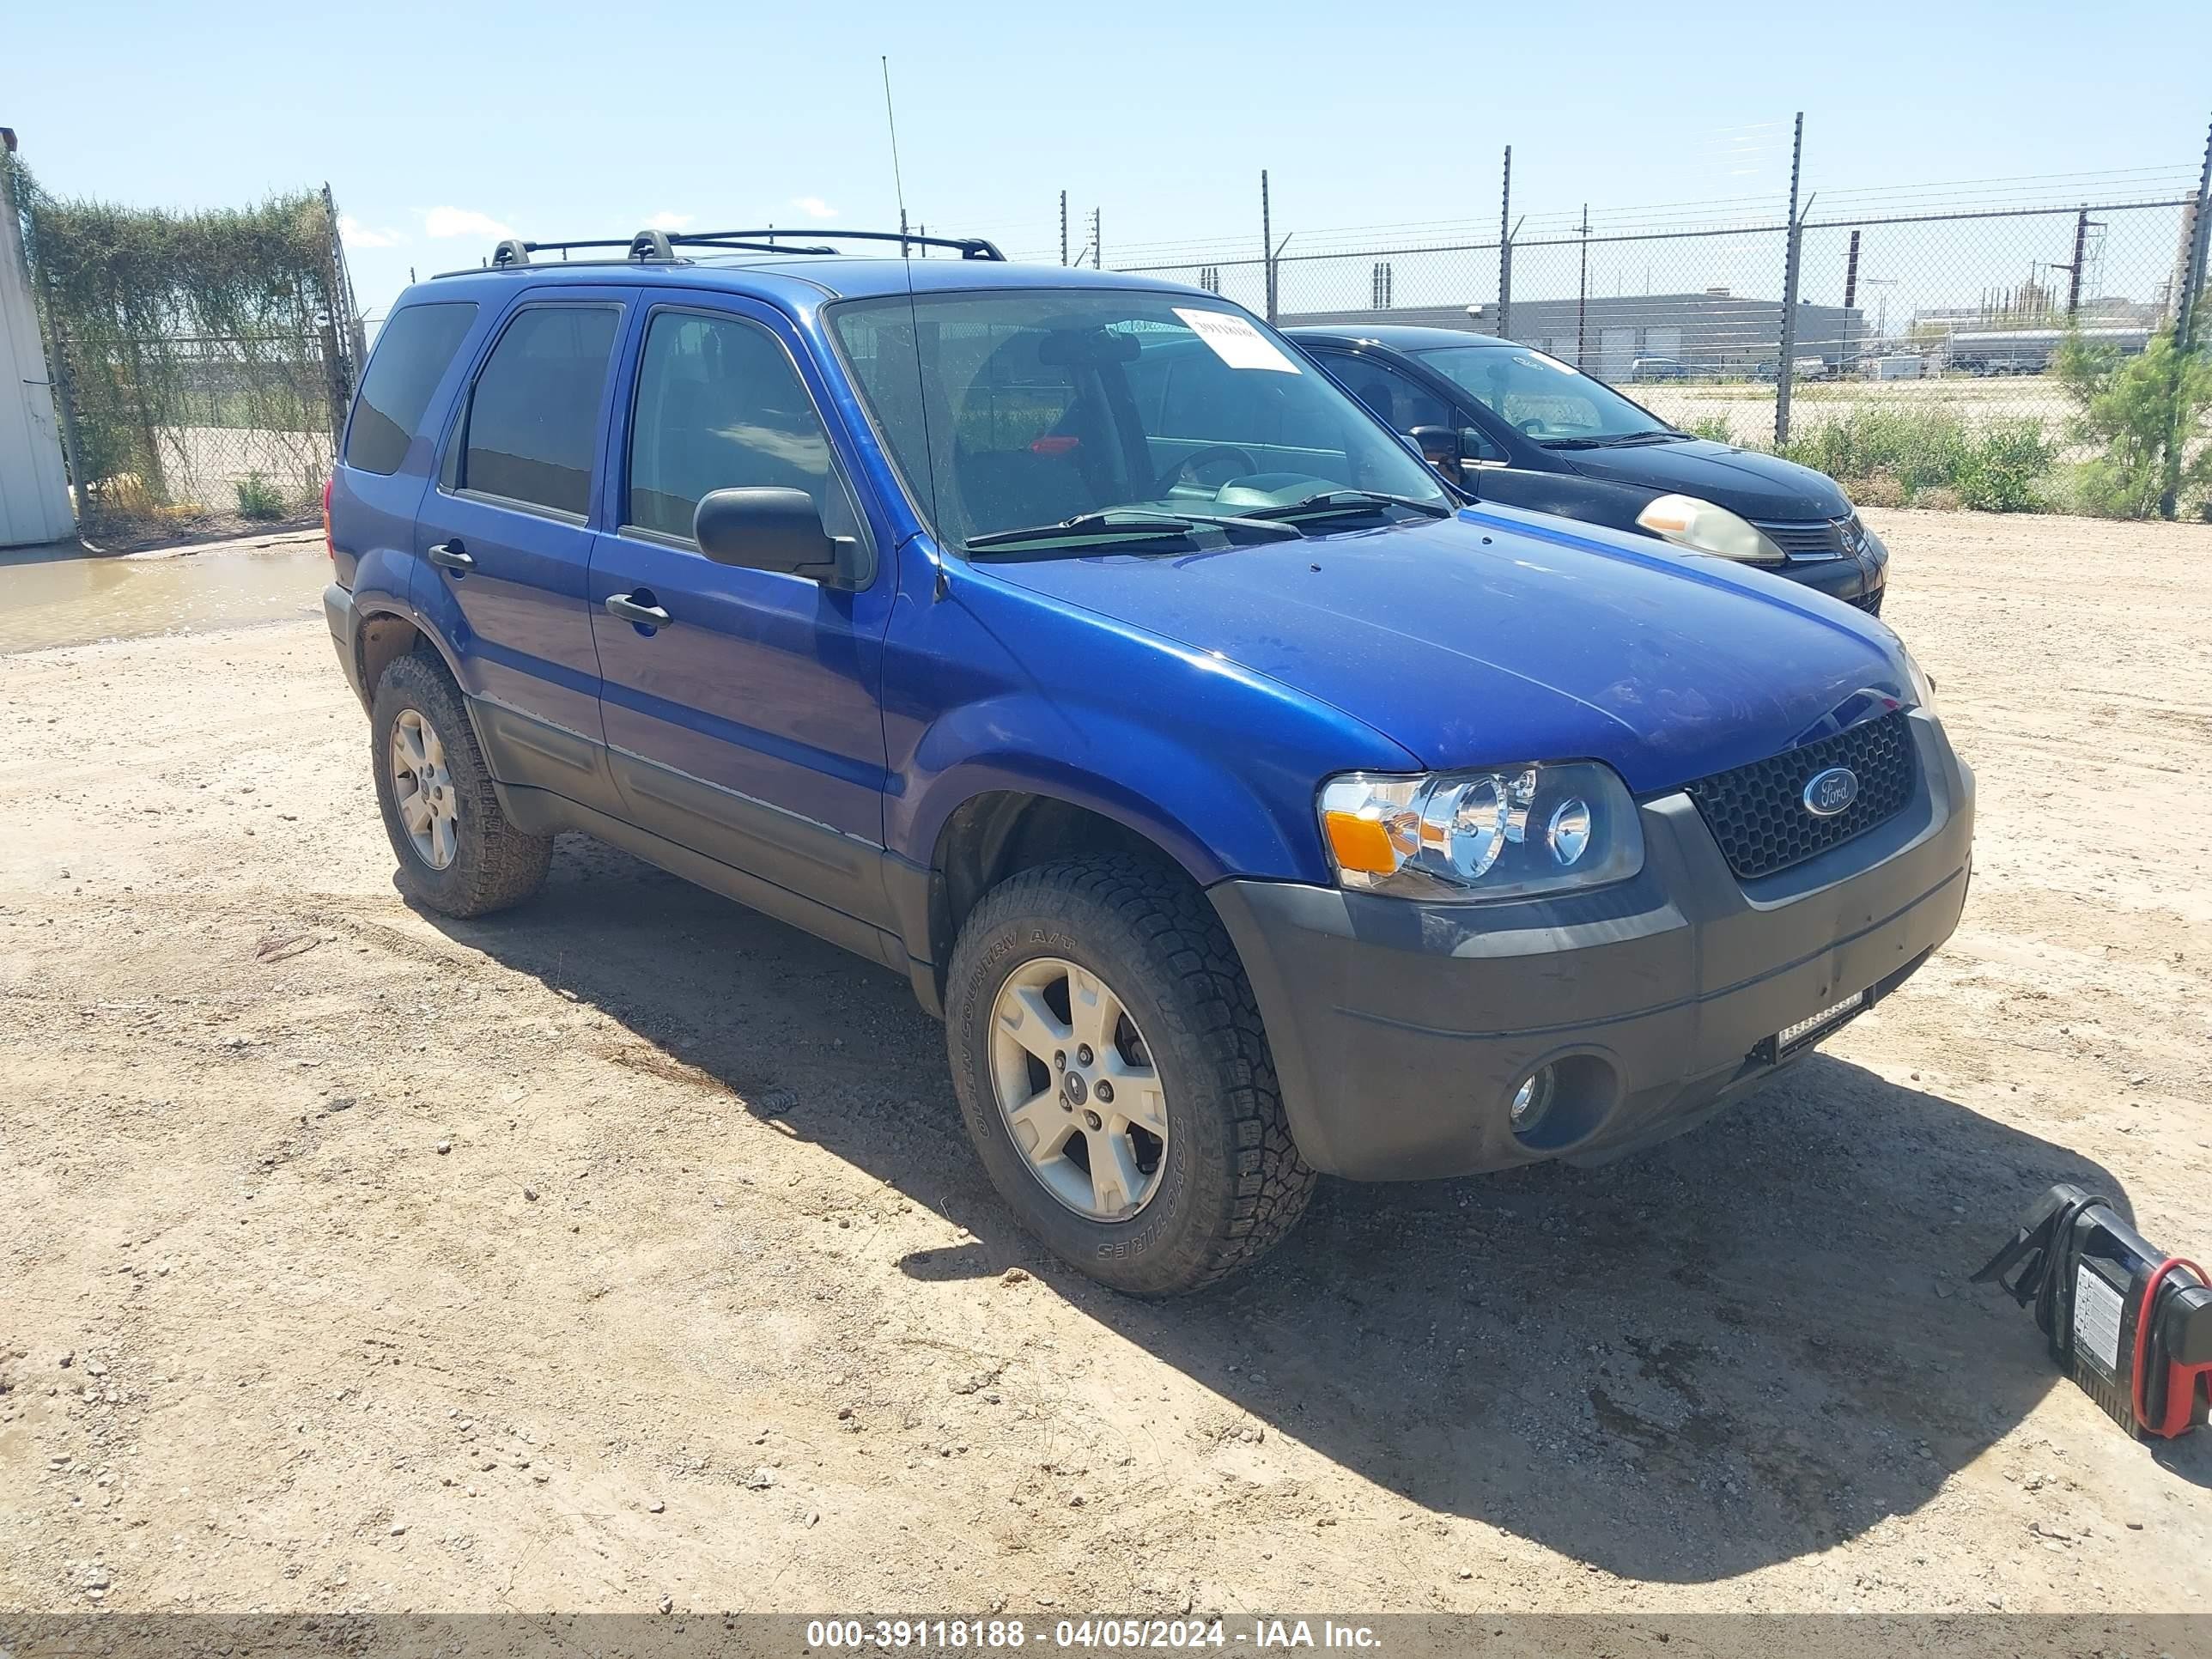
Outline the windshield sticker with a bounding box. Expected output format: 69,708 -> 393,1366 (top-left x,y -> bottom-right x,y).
1172,308 -> 1302,374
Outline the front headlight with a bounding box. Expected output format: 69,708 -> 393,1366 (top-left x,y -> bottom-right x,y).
1635,493 -> 1788,565
1901,646 -> 1937,714
1318,761 -> 1644,900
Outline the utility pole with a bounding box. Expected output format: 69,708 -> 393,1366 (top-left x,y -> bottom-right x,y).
1774,111 -> 1807,446
1498,146 -> 1512,340
1576,204 -> 1589,368
2063,208 -> 2090,316
1060,190 -> 1068,266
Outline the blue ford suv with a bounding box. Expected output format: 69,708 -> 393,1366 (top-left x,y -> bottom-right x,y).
324,228 -> 1972,1295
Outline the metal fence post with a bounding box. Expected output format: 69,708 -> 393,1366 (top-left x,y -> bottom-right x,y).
2158,114 -> 2212,520
1773,112 -> 1806,448
1261,170 -> 1274,323
1060,190 -> 1068,266
319,184 -> 362,454
1497,146 -> 1512,340
1575,204 -> 1589,367
2175,114 -> 2212,355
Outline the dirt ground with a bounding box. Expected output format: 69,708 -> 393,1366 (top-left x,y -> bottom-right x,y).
3,508 -> 2209,1620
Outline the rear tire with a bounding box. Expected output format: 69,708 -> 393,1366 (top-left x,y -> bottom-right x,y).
945,855 -> 1315,1295
369,652 -> 551,918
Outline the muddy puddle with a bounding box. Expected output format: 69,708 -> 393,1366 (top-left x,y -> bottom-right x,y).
0,538 -> 327,654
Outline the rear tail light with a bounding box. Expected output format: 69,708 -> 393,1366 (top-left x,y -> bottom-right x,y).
322,475 -> 336,560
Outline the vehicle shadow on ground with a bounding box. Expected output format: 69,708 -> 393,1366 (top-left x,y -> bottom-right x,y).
428,836 -> 2173,1585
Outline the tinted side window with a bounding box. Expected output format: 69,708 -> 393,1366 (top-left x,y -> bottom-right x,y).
459,306 -> 621,516
343,302 -> 477,476
1324,354 -> 1452,434
626,311 -> 859,543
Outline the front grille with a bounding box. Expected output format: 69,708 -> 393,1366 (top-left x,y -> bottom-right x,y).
1752,514 -> 1862,561
1684,710 -> 1917,879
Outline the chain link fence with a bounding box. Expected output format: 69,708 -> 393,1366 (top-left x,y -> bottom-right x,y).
5,157 -> 363,541
1125,200 -> 2201,442
1112,127 -> 2212,514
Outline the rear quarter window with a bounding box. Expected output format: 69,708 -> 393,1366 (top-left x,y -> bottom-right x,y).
343,302 -> 479,476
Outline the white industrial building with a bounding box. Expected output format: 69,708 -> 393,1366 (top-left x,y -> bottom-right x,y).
0,130 -> 76,548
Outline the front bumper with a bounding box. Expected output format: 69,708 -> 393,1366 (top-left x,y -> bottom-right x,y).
1209,709 -> 1971,1181
1778,550 -> 1883,611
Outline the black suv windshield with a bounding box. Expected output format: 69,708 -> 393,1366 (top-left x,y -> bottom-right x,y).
830,291 -> 1453,552
1415,343 -> 1672,445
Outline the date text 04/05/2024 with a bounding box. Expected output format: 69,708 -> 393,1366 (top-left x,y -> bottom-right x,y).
802,1618 -> 1382,1650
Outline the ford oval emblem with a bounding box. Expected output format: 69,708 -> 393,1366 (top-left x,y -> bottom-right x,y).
1802,766 -> 1859,817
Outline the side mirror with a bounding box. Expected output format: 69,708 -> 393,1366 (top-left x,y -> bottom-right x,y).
1410,424 -> 1463,472
694,487 -> 844,581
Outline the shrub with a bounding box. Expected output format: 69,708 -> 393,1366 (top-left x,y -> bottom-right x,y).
2052,329 -> 2212,520
1953,420 -> 2057,513
234,472 -> 286,520
1680,414 -> 1735,444
1771,405 -> 2055,512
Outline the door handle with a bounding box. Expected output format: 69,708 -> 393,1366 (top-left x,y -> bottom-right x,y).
605,592 -> 672,629
428,541 -> 475,572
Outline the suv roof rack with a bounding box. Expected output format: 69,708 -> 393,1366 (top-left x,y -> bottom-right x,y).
480,227 -> 1006,270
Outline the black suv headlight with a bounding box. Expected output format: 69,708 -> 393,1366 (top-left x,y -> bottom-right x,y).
1318,762 -> 1644,901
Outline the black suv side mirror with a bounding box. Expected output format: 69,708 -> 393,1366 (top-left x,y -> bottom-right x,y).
695,488 -> 847,582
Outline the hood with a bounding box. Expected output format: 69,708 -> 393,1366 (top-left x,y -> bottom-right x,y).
976,506 -> 1909,793
1562,438 -> 1852,520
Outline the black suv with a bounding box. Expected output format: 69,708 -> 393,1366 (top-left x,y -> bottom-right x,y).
1286,325 -> 1887,614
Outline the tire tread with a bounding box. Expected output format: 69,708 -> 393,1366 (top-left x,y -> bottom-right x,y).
370,652 -> 552,919
953,854 -> 1316,1292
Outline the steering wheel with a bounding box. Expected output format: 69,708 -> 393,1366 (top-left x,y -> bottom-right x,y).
1169,444 -> 1262,490
1516,417 -> 1546,437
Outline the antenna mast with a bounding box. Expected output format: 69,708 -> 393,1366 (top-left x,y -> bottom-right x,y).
882,57 -> 910,258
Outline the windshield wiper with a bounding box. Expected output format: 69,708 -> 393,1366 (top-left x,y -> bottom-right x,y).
1540,430 -> 1687,449
1243,489 -> 1453,522
964,507 -> 1304,556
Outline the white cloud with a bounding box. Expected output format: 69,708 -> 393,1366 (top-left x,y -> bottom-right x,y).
790,196 -> 837,220
645,210 -> 695,232
339,216 -> 407,249
421,205 -> 517,241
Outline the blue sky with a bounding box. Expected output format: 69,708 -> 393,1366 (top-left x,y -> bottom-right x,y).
6,0 -> 2207,319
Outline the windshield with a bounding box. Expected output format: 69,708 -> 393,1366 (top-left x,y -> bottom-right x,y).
829,290 -> 1452,551
1415,344 -> 1670,444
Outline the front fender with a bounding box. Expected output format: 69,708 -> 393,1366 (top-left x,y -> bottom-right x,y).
902,708 -> 1312,889
881,556 -> 1424,887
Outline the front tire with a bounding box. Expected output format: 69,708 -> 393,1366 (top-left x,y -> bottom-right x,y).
945,856 -> 1315,1295
369,652 -> 551,918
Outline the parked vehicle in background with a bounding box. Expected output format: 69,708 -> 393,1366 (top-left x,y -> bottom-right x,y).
1792,356 -> 1832,381
323,234 -> 1966,1293
1626,356 -> 1687,383
1285,325 -> 1889,613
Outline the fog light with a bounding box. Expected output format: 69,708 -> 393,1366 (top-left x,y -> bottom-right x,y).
1510,1066 -> 1557,1131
